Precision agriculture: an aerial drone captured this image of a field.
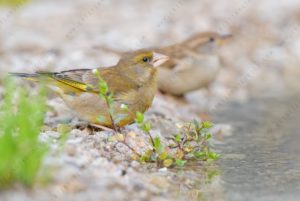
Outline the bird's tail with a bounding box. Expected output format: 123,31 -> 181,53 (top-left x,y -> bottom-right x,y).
9,72 -> 41,82
10,71 -> 93,94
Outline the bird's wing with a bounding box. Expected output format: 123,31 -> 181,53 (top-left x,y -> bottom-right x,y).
95,67 -> 138,93
36,69 -> 96,92
37,67 -> 137,95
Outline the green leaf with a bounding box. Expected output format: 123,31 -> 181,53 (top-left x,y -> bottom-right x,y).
99,79 -> 109,95
107,93 -> 114,105
193,151 -> 206,159
159,151 -> 169,160
202,121 -> 213,129
154,137 -> 163,153
140,149 -> 152,162
163,159 -> 173,167
174,134 -> 181,142
99,94 -> 106,100
135,112 -> 144,124
205,133 -> 212,140
208,152 -> 219,160
94,70 -> 109,96
175,159 -> 187,167
142,122 -> 152,133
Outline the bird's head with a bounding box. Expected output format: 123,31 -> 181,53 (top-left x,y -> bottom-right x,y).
119,49 -> 169,67
207,32 -> 232,46
117,49 -> 169,83
185,32 -> 232,53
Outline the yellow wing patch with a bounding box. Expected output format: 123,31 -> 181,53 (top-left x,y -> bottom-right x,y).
55,78 -> 95,92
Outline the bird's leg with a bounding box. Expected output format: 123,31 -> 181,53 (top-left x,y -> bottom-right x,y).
107,114 -> 121,133
89,123 -> 115,132
70,119 -> 89,130
114,124 -> 121,133
69,118 -> 114,132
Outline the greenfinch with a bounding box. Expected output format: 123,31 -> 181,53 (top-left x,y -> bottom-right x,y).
11,49 -> 169,128
156,32 -> 232,96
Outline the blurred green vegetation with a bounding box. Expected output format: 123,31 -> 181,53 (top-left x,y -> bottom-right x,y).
0,79 -> 48,188
0,0 -> 30,7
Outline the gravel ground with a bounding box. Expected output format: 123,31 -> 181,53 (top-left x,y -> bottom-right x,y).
0,93 -> 228,201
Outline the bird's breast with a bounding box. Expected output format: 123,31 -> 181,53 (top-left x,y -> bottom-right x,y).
116,72 -> 157,113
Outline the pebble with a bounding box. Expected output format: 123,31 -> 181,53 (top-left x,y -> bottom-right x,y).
66,144 -> 77,156
63,179 -> 87,193
130,161 -> 140,168
46,131 -> 61,139
158,167 -> 168,173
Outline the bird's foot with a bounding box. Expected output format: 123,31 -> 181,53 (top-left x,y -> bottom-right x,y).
89,123 -> 115,132
69,119 -> 115,133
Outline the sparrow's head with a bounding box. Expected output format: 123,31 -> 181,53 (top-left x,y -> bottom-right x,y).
185,32 -> 232,53
207,32 -> 232,46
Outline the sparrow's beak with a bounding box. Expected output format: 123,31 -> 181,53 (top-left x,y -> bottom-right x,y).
217,33 -> 233,46
151,52 -> 169,67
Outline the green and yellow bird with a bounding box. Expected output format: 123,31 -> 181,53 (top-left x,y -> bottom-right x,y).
11,49 -> 169,128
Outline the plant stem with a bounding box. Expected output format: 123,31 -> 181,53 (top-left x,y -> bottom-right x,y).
103,95 -> 120,132
146,131 -> 155,148
121,141 -> 141,157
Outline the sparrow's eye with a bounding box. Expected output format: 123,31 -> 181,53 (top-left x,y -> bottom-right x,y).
209,37 -> 215,42
142,57 -> 150,62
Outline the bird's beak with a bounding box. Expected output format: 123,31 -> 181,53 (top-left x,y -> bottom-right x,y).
217,34 -> 233,46
151,52 -> 169,67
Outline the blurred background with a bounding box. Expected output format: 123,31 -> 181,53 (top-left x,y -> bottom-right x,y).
1,0 -> 300,101
1,0 -> 300,201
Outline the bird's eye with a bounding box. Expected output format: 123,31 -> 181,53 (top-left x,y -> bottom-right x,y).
209,37 -> 215,42
142,57 -> 149,62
